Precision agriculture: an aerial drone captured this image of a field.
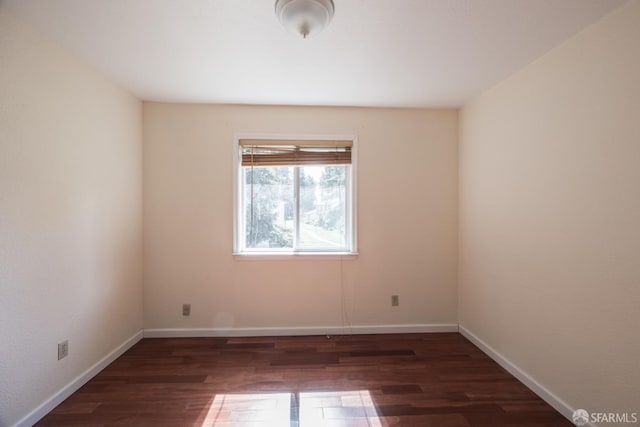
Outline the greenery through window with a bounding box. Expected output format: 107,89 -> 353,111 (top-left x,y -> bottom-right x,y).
236,139 -> 355,253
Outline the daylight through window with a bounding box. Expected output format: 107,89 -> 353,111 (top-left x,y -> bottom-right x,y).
235,137 -> 356,254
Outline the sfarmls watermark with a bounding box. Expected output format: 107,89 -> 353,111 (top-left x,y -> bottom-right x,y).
572,409 -> 638,425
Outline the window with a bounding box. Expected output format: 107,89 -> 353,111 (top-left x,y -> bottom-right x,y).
234,136 -> 357,254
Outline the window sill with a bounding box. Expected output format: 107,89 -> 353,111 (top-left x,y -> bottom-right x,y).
233,252 -> 358,261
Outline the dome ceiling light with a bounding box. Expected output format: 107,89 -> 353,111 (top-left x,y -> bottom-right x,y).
275,0 -> 335,39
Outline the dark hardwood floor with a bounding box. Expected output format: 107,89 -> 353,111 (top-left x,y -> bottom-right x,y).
37,333 -> 572,426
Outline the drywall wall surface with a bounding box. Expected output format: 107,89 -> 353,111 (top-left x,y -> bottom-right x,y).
459,0 -> 640,420
143,103 -> 458,330
0,10 -> 143,426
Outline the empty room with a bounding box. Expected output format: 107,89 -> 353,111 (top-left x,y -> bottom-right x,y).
1,0 -> 639,426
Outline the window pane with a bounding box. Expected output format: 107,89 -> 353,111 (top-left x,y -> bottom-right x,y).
299,166 -> 347,249
244,167 -> 294,249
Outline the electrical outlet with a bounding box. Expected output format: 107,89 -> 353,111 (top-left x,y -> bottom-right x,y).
391,295 -> 399,307
58,340 -> 69,360
182,303 -> 191,316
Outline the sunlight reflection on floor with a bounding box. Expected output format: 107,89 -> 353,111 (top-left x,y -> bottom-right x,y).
201,390 -> 382,426
300,390 -> 382,427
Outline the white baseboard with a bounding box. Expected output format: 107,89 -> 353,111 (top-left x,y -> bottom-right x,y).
459,325 -> 586,426
14,330 -> 144,427
143,323 -> 459,338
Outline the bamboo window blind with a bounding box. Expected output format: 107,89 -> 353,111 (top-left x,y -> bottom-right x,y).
240,139 -> 352,167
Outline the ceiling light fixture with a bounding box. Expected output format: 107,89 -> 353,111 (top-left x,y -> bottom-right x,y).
275,0 -> 335,39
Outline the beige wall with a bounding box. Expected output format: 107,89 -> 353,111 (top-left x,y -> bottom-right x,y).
143,103 -> 458,330
459,0 -> 640,420
0,10 -> 143,427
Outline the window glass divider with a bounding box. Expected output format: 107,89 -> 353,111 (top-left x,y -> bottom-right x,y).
294,166 -> 300,251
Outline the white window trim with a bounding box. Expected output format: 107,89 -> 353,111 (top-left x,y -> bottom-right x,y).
233,133 -> 358,256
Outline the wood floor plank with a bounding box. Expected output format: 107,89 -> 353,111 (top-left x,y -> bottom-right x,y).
35,333 -> 572,426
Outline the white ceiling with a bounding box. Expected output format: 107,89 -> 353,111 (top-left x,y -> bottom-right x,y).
2,0 -> 627,107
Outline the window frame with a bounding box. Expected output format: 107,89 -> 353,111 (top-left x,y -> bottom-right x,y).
233,133 -> 358,256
